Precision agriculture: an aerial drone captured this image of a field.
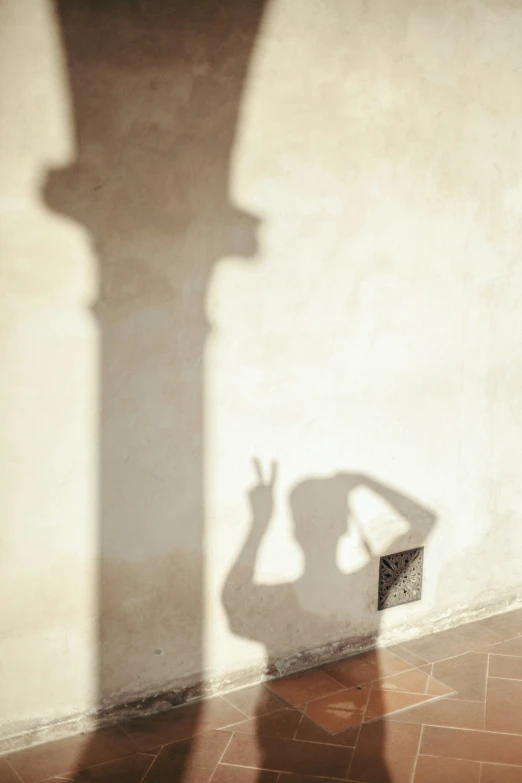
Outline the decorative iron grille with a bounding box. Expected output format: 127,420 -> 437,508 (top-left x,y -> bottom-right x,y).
378,547 -> 424,611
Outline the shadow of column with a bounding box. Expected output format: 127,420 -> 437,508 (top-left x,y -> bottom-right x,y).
44,1 -> 266,778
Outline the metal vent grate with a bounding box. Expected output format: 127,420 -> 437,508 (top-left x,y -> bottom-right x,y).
378,547 -> 424,611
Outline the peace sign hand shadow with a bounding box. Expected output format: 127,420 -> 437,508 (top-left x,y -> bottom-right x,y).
249,458 -> 278,532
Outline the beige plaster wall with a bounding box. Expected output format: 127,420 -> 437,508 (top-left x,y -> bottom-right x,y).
2,0 -> 522,744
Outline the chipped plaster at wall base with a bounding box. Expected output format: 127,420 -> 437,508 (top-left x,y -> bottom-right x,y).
2,591 -> 520,756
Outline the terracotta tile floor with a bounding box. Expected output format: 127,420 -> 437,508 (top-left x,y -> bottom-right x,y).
3,608 -> 522,782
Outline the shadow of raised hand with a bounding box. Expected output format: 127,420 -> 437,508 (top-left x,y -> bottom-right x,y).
249,458 -> 278,533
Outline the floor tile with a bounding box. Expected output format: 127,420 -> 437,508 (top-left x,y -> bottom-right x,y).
230,708 -> 303,740
478,609 -> 522,642
452,622 -> 501,652
420,726 -> 522,766
59,753 -> 155,782
0,759 -> 20,783
413,754 -> 480,783
212,766 -> 279,783
426,677 -> 454,696
432,653 -> 488,702
280,776 -> 348,783
224,685 -> 288,719
372,668 -> 453,700
481,762 -> 522,782
387,645 -> 429,668
295,716 -> 359,747
122,697 -> 244,751
303,688 -> 370,733
489,654 -> 522,680
399,628 -> 469,663
348,721 -> 421,783
480,637 -> 522,656
266,670 -> 343,708
388,695 -> 485,730
401,622 -> 497,663
143,731 -> 231,782
373,669 -> 431,694
5,729 -> 137,783
364,690 -> 435,721
222,733 -> 352,778
324,650 -> 412,690
485,677 -> 522,734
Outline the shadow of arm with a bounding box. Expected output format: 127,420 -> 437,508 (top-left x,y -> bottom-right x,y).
359,475 -> 437,532
221,460 -> 277,641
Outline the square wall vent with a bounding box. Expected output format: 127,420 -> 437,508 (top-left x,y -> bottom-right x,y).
378,547 -> 424,611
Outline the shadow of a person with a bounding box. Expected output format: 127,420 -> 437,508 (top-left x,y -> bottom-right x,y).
223,460 -> 437,782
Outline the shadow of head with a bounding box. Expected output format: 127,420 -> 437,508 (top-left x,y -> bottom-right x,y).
289,474 -> 362,555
